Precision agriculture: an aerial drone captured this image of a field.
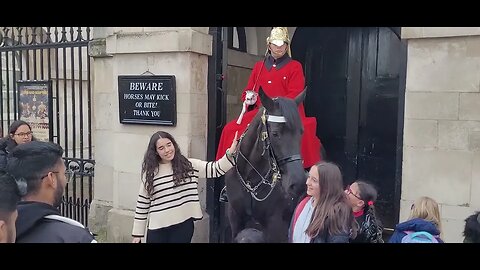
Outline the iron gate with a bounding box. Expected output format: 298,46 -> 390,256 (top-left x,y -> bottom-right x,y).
0,27 -> 94,226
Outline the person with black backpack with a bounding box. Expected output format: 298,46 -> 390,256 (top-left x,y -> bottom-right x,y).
345,180 -> 384,243
389,196 -> 444,243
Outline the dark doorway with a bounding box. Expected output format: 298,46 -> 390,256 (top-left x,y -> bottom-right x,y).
291,27 -> 407,231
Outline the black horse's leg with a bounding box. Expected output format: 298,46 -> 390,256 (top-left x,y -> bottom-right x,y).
227,203 -> 246,241
264,211 -> 290,243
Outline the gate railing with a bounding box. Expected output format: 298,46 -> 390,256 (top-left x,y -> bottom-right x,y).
0,27 -> 94,226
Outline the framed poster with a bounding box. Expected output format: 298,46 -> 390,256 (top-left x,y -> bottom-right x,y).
17,80 -> 53,142
118,75 -> 176,126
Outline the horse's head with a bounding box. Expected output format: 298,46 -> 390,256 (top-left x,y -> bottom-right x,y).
257,86 -> 307,203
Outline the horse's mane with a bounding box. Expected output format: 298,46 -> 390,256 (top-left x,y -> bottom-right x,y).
275,97 -> 303,132
247,97 -> 303,133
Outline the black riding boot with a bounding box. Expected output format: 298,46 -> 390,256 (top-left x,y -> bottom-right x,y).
219,186 -> 229,203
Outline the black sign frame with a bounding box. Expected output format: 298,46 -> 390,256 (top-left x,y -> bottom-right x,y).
118,75 -> 176,126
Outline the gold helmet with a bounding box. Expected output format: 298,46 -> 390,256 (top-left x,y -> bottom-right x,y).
266,27 -> 291,56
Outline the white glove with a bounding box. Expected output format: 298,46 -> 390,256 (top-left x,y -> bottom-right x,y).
236,101 -> 248,124
244,90 -> 258,106
236,91 -> 258,124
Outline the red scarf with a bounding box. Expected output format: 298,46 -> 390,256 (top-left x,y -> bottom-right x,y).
353,209 -> 364,218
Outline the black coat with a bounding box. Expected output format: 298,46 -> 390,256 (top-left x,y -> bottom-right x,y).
0,137 -> 37,171
16,201 -> 96,243
311,229 -> 350,243
0,138 -> 12,171
351,211 -> 384,243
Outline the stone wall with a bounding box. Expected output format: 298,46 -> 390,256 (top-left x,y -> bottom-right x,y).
88,27 -> 212,242
401,27 -> 480,242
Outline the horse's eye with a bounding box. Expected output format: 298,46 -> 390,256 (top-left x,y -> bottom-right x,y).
272,131 -> 280,137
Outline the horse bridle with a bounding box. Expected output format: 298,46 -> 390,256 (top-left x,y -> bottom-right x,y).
235,107 -> 302,201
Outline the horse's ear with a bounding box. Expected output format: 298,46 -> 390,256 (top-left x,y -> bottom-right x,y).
294,86 -> 307,106
259,87 -> 274,110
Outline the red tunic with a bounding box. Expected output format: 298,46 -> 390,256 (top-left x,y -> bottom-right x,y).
216,55 -> 322,168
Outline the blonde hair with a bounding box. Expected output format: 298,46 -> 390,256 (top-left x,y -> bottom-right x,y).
409,196 -> 442,237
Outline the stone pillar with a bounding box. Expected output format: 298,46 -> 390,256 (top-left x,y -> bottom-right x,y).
88,27 -> 212,242
401,27 -> 480,242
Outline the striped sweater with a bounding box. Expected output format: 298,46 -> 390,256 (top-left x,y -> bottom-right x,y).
132,152 -> 235,237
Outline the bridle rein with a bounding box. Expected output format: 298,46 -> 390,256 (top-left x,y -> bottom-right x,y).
235,108 -> 302,201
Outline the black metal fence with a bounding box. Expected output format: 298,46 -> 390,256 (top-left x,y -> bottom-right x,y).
0,27 -> 94,226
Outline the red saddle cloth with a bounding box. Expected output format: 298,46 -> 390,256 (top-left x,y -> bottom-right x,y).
216,107 -> 322,168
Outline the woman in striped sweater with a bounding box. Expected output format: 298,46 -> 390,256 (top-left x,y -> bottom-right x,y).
132,131 -> 238,243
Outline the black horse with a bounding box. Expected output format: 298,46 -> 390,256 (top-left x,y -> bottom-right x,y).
224,87 -> 307,242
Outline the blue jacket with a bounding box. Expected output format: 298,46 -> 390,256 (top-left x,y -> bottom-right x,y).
388,218 -> 444,243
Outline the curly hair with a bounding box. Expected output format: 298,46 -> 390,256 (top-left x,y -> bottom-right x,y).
141,131 -> 193,197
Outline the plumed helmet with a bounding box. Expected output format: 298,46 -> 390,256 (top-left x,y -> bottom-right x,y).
266,27 -> 290,46
266,27 -> 291,56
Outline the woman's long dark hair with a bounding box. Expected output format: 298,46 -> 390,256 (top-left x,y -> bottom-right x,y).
306,161 -> 357,239
141,131 -> 193,197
